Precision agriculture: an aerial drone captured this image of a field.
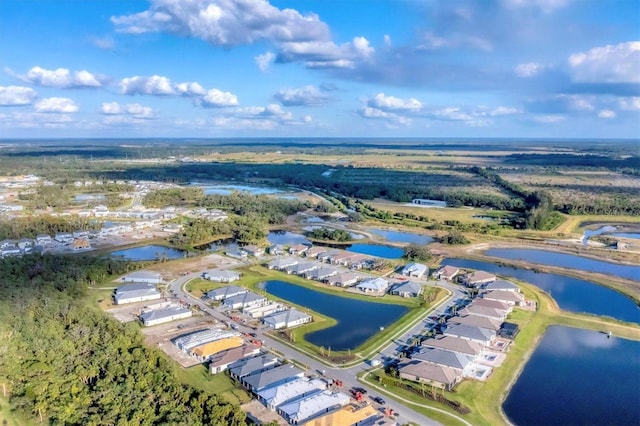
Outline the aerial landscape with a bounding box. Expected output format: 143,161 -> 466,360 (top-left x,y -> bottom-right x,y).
0,1 -> 638,426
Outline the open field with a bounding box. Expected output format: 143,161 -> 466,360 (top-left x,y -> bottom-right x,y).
175,365 -> 252,406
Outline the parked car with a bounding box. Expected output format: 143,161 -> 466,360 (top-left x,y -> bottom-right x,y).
372,396 -> 386,405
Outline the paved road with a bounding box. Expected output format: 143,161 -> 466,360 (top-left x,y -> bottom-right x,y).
168,273 -> 467,426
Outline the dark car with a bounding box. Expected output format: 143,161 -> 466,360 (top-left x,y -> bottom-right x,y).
352,387 -> 367,394
372,396 -> 386,405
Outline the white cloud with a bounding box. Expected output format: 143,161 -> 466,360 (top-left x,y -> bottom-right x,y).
430,107 -> 474,121
175,81 -> 207,96
210,103 -> 311,130
568,41 -> 640,83
111,0 -> 330,46
358,106 -> 411,126
532,114 -> 565,123
618,97 -> 640,111
100,102 -> 154,118
278,36 -> 374,69
91,35 -> 115,50
502,0 -> 571,13
34,97 -> 79,113
120,75 -> 175,95
273,85 -> 330,106
0,86 -> 37,106
198,88 -> 239,107
420,32 -> 492,51
383,34 -> 391,47
255,51 -> 275,72
597,110 -> 616,119
20,66 -> 103,88
367,93 -> 422,111
514,62 -> 547,77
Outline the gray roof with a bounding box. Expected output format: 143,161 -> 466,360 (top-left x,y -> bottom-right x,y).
257,378 -> 325,409
482,290 -> 525,303
402,263 -> 428,275
412,347 -> 474,370
449,314 -> 502,331
392,280 -> 423,296
484,279 -> 519,291
268,257 -> 299,269
229,354 -> 279,378
123,270 -> 162,280
460,304 -> 505,319
209,345 -> 262,371
204,269 -> 240,280
307,266 -> 338,280
399,360 -> 460,386
263,308 -> 311,327
140,306 -> 191,324
205,285 -> 247,300
278,391 -> 350,424
223,291 -> 266,307
356,277 -> 388,292
422,336 -> 483,356
470,298 -> 510,311
115,282 -> 157,293
243,364 -> 303,391
443,324 -> 495,343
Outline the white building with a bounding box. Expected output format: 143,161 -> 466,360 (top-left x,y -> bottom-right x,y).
204,285 -> 247,301
257,378 -> 326,410
223,292 -> 267,310
121,271 -> 162,284
263,308 -> 312,330
401,263 -> 428,278
114,282 -> 162,305
140,306 -> 192,326
278,391 -> 350,425
356,277 -> 389,293
202,269 -> 241,283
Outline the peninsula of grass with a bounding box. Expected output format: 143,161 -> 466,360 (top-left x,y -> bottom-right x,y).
359,281 -> 640,426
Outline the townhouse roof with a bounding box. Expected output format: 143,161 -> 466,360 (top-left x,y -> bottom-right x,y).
398,360 -> 460,386
205,285 -> 247,300
482,290 -> 525,303
263,308 -> 311,326
469,298 -> 510,311
208,345 -> 262,371
422,335 -> 483,356
279,391 -> 350,424
412,347 -> 474,370
484,279 -> 520,292
443,324 -> 495,342
140,306 -> 191,323
449,314 -> 502,331
243,364 -> 303,391
460,304 -> 505,319
223,291 -> 266,307
464,270 -> 496,283
257,378 -> 325,408
436,265 -> 460,277
228,354 -> 279,378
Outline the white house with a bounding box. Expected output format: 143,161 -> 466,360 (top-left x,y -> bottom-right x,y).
202,269 -> 241,283
401,263 -> 428,278
54,232 -> 74,243
35,234 -> 52,246
204,285 -> 247,301
223,292 -> 267,310
263,308 -> 312,330
121,271 -> 162,284
433,265 -> 460,281
140,306 -> 192,326
356,277 -> 389,293
114,283 -> 162,305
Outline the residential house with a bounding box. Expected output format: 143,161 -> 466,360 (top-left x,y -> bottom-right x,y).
460,271 -> 496,287
398,360 -> 461,391
327,271 -> 360,287
278,391 -> 350,425
267,257 -> 299,271
242,364 -> 304,393
228,354 -> 279,380
390,281 -> 423,298
72,238 -> 91,250
433,265 -> 460,281
244,302 -> 285,319
204,285 -> 247,301
401,262 -> 428,278
470,298 -> 512,313
121,271 -> 162,284
306,266 -> 338,281
421,336 -> 483,358
268,244 -> 284,256
54,232 -> 74,243
223,292 -> 267,310
17,238 -> 34,251
140,306 -> 192,326
449,314 -> 502,331
35,234 -> 52,246
317,250 -> 339,263
481,290 -> 525,306
72,230 -> 90,239
459,304 -> 507,320
225,248 -> 247,259
443,324 -> 496,346
300,404 -> 379,426
209,345 -> 262,374
355,277 -> 389,294
202,269 -> 241,283
242,245 -> 264,257
286,262 -> 318,276
305,246 -> 327,259
483,279 -> 520,292
411,347 -> 475,376
263,309 -> 312,330
114,282 -> 161,305
1,246 -> 21,258
257,378 -> 326,410
288,244 -> 309,256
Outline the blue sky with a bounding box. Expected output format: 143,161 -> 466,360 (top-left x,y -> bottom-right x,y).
0,0 -> 638,139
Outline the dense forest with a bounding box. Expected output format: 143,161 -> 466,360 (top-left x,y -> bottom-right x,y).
0,255 -> 246,425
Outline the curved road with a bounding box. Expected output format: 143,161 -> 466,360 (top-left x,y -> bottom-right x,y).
168,273 -> 469,426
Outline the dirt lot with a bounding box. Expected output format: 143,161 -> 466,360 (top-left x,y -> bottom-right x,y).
140,314 -> 223,368
148,253 -> 246,282
241,400 -> 288,426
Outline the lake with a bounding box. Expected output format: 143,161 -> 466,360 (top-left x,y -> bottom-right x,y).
346,244 -> 404,259
191,182 -> 282,195
110,245 -> 185,261
484,248 -> 640,282
369,228 -> 434,245
261,280 -> 408,350
267,231 -> 311,246
504,326 -> 640,426
442,258 -> 640,323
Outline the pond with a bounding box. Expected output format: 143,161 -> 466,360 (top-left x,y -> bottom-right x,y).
110,245 -> 185,261
369,228 -> 434,245
346,244 -> 404,259
267,231 -> 311,246
503,326 -> 640,426
442,258 -> 640,323
261,280 -> 409,351
611,232 -> 640,240
484,248 -> 640,282
191,182 -> 282,195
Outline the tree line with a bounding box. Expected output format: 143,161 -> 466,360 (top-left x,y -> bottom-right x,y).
0,254 -> 246,425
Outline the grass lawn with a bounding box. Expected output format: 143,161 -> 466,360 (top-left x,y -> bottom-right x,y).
0,396 -> 30,426
174,365 -> 252,406
185,277 -> 214,298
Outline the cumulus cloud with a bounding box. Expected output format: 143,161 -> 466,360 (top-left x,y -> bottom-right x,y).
34,97 -> 79,113
111,0 -> 330,46
175,81 -> 207,96
532,114 -> 565,123
198,88 -> 239,107
618,97 -> 640,111
120,75 -> 175,95
277,36 -> 374,69
419,32 -> 492,51
597,109 -> 616,119
100,102 -> 154,118
209,103 -> 311,130
514,62 -> 548,77
273,85 -> 330,106
91,35 -> 115,50
18,66 -> 103,88
0,86 -> 37,106
358,106 -> 411,126
569,41 -> 640,83
502,0 -> 571,13
367,93 -> 423,111
255,51 -> 275,72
